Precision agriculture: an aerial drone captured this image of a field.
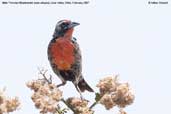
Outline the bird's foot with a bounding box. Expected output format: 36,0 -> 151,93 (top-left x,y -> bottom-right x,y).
80,95 -> 89,102
80,94 -> 84,100
56,81 -> 66,88
74,85 -> 84,100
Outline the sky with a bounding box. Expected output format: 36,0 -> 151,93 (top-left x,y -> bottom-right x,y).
0,0 -> 171,114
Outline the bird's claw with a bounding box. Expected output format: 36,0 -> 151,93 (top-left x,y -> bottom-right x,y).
56,81 -> 66,88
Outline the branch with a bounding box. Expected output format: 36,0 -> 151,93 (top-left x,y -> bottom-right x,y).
89,101 -> 98,109
61,98 -> 77,114
55,108 -> 63,114
38,68 -> 52,84
89,93 -> 104,109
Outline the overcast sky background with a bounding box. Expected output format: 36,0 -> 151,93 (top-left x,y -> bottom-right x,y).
0,0 -> 171,114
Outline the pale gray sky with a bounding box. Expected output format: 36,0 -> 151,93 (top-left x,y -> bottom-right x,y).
0,0 -> 171,114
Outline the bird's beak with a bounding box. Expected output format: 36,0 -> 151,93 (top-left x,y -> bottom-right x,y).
68,22 -> 80,29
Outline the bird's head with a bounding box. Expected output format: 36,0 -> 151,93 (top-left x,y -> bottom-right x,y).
53,20 -> 80,38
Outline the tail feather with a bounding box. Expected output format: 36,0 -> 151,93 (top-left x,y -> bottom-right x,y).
78,78 -> 94,92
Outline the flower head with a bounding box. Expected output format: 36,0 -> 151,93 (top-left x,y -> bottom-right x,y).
67,97 -> 93,114
0,89 -> 20,114
97,76 -> 118,95
99,94 -> 116,110
97,75 -> 135,110
27,79 -> 62,113
113,83 -> 135,108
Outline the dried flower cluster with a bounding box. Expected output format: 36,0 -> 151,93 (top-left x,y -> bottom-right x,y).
26,70 -> 135,114
66,97 -> 93,114
27,79 -> 63,113
97,75 -> 135,110
118,109 -> 127,114
0,89 -> 20,114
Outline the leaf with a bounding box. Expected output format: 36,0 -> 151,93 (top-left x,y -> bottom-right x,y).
95,93 -> 101,102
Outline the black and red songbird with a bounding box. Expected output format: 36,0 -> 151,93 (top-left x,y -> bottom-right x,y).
48,20 -> 94,97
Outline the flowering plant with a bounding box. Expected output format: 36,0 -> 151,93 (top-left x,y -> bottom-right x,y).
0,69 -> 135,114
26,69 -> 135,114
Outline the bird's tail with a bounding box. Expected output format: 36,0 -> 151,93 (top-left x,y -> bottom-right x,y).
78,78 -> 94,92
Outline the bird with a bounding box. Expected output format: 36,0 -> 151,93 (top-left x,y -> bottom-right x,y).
47,20 -> 94,98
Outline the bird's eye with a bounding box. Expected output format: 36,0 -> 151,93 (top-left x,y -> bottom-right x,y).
61,23 -> 69,29
61,23 -> 65,26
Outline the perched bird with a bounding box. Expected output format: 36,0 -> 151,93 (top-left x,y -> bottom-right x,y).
48,20 -> 94,97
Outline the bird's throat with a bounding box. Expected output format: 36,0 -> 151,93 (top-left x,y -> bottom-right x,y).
63,28 -> 74,39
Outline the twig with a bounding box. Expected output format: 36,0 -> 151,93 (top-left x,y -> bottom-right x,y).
89,101 -> 98,109
61,98 -> 76,114
89,93 -> 105,109
55,108 -> 62,114
38,68 -> 52,84
49,74 -> 53,83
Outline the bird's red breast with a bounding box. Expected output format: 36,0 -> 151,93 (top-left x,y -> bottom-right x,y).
49,38 -> 75,70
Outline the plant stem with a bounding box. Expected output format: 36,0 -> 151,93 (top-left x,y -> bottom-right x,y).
89,93 -> 105,109
61,98 -> 76,114
55,108 -> 62,114
89,101 -> 98,109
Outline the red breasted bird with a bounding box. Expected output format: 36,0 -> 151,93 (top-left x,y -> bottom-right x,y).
48,20 -> 94,97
